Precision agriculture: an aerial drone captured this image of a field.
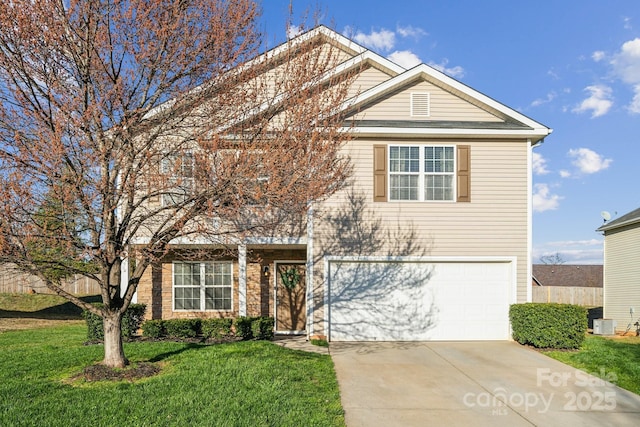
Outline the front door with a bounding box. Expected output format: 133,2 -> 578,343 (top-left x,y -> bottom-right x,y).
275,262 -> 306,332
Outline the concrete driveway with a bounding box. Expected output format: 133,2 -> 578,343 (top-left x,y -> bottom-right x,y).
330,341 -> 640,426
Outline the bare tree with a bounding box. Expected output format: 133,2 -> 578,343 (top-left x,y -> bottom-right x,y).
539,253 -> 566,265
0,1 -> 355,367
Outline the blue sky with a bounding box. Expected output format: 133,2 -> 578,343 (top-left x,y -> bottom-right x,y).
260,1 -> 640,264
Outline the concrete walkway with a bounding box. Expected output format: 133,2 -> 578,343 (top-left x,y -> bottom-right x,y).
271,335 -> 329,355
330,341 -> 640,427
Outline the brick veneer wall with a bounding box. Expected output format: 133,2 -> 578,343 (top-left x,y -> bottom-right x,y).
136,248 -> 306,320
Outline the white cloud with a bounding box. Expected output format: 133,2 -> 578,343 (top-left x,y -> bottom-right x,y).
547,69 -> 560,80
531,92 -> 557,107
345,25 -> 427,55
548,239 -> 603,247
427,59 -> 465,78
572,85 -> 613,118
568,147 -> 612,174
396,25 -> 427,39
350,28 -> 396,52
559,170 -> 571,178
623,16 -> 633,30
534,239 -> 604,264
286,24 -> 303,39
629,85 -> 640,114
532,152 -> 550,175
533,183 -> 562,212
609,38 -> 640,113
611,38 -> 640,84
592,51 -> 606,62
387,50 -> 421,68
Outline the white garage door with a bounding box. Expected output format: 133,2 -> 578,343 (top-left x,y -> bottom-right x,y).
327,259 -> 514,341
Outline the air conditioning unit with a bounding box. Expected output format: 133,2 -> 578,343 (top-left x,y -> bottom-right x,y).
593,319 -> 616,335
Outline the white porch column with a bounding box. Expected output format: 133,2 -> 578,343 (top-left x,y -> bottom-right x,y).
238,244 -> 247,316
306,205 -> 314,337
120,257 -> 136,303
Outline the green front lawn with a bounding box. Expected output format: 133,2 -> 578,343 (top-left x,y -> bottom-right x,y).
0,293 -> 99,315
0,324 -> 345,426
543,335 -> 640,395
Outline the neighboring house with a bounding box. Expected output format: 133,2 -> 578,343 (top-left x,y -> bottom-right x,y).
597,207 -> 640,333
132,26 -> 552,341
532,264 -> 603,288
531,264 -> 603,307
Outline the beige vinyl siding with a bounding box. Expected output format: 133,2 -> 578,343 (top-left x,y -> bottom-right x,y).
265,67 -> 386,130
323,43 -> 355,64
603,224 -> 640,331
313,138 -> 530,336
186,41 -> 358,116
268,65 -> 393,128
352,80 -> 503,122
347,65 -> 395,98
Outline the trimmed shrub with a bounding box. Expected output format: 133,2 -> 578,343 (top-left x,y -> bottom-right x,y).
122,304 -> 147,338
510,303 -> 587,349
164,318 -> 201,339
82,309 -> 104,341
201,318 -> 234,340
82,303 -> 147,341
142,319 -> 166,339
234,316 -> 254,340
251,317 -> 274,340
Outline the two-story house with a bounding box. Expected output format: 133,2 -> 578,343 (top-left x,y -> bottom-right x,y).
132,26 -> 552,342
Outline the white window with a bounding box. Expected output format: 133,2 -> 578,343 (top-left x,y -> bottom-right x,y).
161,152 -> 194,206
389,146 -> 420,200
173,262 -> 233,311
389,145 -> 455,201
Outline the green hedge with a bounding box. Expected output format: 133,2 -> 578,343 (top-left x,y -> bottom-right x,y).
141,319 -> 165,339
164,318 -> 201,338
509,303 -> 587,349
251,317 -> 274,340
139,316 -> 274,342
234,316 -> 254,340
82,303 -> 147,341
202,318 -> 233,340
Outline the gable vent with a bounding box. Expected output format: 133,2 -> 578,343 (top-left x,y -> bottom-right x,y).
411,92 -> 430,117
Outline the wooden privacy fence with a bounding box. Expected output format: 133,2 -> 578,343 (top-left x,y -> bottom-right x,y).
0,264 -> 101,295
532,286 -> 603,307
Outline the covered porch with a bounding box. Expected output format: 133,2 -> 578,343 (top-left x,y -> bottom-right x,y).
131,238 -> 311,335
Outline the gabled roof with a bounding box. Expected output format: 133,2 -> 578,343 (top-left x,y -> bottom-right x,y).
144,25 -> 552,143
532,264 -> 603,288
597,207 -> 640,233
258,25 -> 405,76
343,62 -> 551,142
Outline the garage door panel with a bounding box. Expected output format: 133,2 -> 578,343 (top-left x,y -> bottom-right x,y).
328,260 -> 513,341
329,262 -> 437,341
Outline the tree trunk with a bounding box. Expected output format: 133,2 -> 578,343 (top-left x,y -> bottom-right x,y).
102,311 -> 128,368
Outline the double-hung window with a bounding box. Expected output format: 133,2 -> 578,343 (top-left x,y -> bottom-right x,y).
424,146 -> 455,201
161,152 -> 194,206
173,262 -> 232,311
389,146 -> 420,200
389,145 -> 455,201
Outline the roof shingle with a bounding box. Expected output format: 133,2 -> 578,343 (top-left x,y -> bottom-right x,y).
532,265 -> 603,288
